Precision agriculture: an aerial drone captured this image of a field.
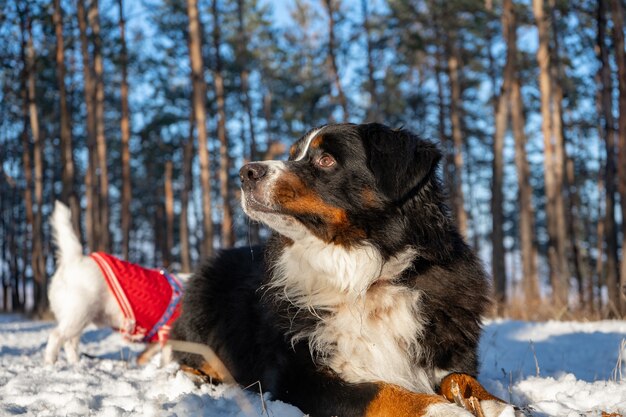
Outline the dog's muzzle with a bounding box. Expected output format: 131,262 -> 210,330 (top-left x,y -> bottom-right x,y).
239,162 -> 279,215
239,162 -> 267,192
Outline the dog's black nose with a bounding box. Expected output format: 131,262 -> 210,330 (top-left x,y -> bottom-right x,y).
239,163 -> 267,185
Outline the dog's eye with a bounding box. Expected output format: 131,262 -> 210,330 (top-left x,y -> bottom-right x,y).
316,154 -> 336,168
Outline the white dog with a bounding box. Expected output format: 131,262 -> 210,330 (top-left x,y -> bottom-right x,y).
45,201 -> 183,365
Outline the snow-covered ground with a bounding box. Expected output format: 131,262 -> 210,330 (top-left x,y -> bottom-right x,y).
1,314 -> 625,416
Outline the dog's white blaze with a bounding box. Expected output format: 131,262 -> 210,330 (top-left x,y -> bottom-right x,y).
259,160 -> 287,205
294,128 -> 322,161
271,236 -> 432,393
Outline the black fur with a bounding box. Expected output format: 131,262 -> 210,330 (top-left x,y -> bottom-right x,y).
171,123 -> 491,416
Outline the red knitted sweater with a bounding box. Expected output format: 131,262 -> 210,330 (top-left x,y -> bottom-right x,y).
90,252 -> 182,343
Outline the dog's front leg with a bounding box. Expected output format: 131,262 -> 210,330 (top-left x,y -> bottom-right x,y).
44,329 -> 63,365
364,383 -> 475,417
277,369 -> 475,417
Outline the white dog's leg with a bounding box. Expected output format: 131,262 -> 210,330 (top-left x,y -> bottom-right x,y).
44,328 -> 63,365
45,297 -> 92,364
64,335 -> 81,364
45,318 -> 87,364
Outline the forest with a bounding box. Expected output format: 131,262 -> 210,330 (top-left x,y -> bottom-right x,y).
0,0 -> 625,320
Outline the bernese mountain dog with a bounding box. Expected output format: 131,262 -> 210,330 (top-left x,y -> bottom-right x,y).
171,123 -> 516,417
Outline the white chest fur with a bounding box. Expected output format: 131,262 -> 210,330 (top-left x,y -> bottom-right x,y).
271,237 -> 434,393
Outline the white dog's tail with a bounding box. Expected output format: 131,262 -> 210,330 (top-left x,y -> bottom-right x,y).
51,200 -> 83,263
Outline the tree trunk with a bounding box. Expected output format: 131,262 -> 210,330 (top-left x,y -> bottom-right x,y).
180,118 -> 193,272
211,0 -> 234,248
118,0 -> 132,260
361,0 -> 378,122
235,0 -> 256,163
511,69 -> 540,305
548,0 -> 573,311
164,161 -> 174,269
235,0 -> 259,244
3,136 -> 21,310
597,0 -> 621,316
594,85 -> 605,314
154,181 -> 165,267
18,201 -> 27,311
446,39 -> 468,237
566,156 -> 591,309
610,0 -> 626,316
508,0 -> 540,305
573,187 -> 596,312
14,196 -> 25,311
0,181 -> 8,310
187,0 -> 214,258
532,0 -> 568,309
18,7 -> 34,310
77,0 -> 98,253
17,199 -> 25,311
0,168 -> 6,310
88,0 -> 110,253
24,11 -> 47,315
323,0 -> 349,121
264,91 -> 272,149
53,0 -> 80,237
490,0 -> 514,307
434,31 -> 453,204
11,184 -> 24,311
1,187 -> 4,310
17,14 -> 32,312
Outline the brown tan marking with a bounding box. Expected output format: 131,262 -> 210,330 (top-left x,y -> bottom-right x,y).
273,171 -> 366,245
180,362 -> 226,384
439,373 -> 504,403
365,383 -> 448,417
310,135 -> 324,149
289,144 -> 297,159
180,362 -> 255,414
360,187 -> 384,208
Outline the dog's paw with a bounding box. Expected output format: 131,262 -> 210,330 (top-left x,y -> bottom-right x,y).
64,348 -> 80,364
480,400 -> 523,417
424,402 -> 475,417
43,353 -> 56,365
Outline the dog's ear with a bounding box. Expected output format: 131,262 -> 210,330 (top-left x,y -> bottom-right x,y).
360,123 -> 441,203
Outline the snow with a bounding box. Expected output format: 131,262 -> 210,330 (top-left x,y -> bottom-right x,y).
1,314 -> 625,416
480,320 -> 626,416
